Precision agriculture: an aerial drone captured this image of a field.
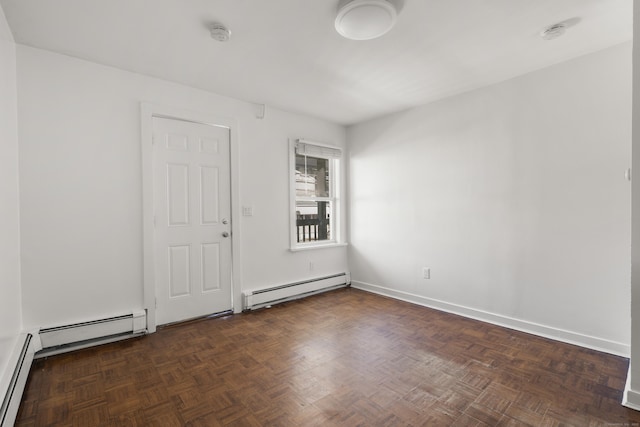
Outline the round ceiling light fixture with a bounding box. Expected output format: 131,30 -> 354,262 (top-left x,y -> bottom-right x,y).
335,0 -> 397,41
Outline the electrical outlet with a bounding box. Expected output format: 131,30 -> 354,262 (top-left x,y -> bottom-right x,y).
422,267 -> 430,279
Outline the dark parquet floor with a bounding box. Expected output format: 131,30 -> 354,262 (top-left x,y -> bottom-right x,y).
15,288 -> 640,426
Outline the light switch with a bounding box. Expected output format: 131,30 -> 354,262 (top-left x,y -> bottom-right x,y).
242,206 -> 253,217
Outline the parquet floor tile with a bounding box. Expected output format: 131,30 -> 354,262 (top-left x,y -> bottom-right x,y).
15,288 -> 640,426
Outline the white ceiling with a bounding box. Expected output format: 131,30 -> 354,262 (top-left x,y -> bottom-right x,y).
0,0 -> 632,125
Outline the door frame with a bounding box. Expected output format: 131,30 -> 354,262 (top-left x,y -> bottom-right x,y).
141,103 -> 243,333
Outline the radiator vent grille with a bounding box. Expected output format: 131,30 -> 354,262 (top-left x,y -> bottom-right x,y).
243,273 -> 350,310
38,311 -> 147,357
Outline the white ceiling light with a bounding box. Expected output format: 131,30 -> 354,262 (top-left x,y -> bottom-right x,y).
335,0 -> 397,41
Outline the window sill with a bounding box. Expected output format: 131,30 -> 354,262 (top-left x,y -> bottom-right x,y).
289,242 -> 348,252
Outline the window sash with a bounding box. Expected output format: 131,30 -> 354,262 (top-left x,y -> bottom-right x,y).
296,196 -> 333,203
295,153 -> 332,199
290,139 -> 342,249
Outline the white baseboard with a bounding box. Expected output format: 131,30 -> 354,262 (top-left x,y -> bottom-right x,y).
623,367 -> 640,411
352,280 -> 629,357
0,334 -> 37,427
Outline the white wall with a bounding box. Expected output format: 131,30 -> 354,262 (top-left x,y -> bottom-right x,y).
348,43 -> 631,355
624,2 -> 640,409
0,5 -> 22,376
11,17 -> 631,359
16,45 -> 347,330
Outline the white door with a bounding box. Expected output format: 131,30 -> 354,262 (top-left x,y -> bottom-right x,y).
153,117 -> 232,325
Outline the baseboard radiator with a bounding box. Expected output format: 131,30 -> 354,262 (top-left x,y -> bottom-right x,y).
0,334 -> 35,427
243,272 -> 350,311
38,311 -> 147,358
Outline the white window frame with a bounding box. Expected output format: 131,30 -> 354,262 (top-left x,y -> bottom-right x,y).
289,139 -> 344,251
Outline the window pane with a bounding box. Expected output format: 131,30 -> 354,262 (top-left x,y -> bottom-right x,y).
295,154 -> 330,197
295,201 -> 332,243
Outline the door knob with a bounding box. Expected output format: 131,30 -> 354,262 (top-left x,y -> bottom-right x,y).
222,232 -> 230,238
222,218 -> 229,225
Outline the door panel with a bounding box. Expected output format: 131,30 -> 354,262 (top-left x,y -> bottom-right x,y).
167,163 -> 190,226
169,245 -> 191,297
153,117 -> 232,325
200,166 -> 220,224
201,243 -> 221,292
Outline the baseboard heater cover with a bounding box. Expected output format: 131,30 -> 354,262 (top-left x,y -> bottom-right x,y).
243,272 -> 350,310
0,334 -> 34,427
38,311 -> 147,357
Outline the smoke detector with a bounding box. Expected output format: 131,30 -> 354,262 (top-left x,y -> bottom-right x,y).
335,0 -> 398,41
540,18 -> 581,41
540,23 -> 567,40
210,23 -> 231,42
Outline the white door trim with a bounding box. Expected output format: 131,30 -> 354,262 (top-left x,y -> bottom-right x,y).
141,103 -> 243,333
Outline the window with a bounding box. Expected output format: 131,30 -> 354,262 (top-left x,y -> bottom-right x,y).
290,139 -> 343,249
